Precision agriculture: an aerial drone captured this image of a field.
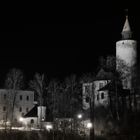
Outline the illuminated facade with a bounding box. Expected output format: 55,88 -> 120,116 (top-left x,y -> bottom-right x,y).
82,69 -> 113,109
0,89 -> 35,125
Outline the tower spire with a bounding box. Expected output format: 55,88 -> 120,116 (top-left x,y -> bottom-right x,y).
121,10 -> 132,39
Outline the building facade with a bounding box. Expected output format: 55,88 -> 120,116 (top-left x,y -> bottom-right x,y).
82,69 -> 113,110
0,89 -> 35,125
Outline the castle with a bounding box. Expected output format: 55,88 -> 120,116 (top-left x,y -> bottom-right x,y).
0,15 -> 139,131
83,15 -> 140,110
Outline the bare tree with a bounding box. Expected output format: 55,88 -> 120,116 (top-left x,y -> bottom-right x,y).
29,73 -> 46,106
4,68 -> 24,128
29,73 -> 46,128
47,79 -> 61,119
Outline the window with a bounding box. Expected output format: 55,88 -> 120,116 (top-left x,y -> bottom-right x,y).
101,93 -> 104,99
97,94 -> 99,101
85,96 -> 90,103
4,94 -> 6,100
99,83 -> 104,89
26,96 -> 29,101
85,85 -> 90,94
3,106 -> 6,111
30,119 -> 34,124
26,108 -> 29,112
19,107 -> 22,112
22,113 -> 24,116
20,95 -> 22,100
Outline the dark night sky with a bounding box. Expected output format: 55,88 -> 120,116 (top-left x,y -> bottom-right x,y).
0,7 -> 140,86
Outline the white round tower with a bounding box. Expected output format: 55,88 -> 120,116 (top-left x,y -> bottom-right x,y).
116,16 -> 137,90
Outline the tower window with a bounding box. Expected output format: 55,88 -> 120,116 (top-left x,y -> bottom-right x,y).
101,93 -> 104,99
19,107 -> 22,112
20,95 -> 22,101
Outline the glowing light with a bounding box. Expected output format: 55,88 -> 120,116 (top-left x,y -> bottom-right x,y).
42,117 -> 45,121
19,117 -> 24,122
46,124 -> 53,130
87,122 -> 92,129
77,114 -> 82,119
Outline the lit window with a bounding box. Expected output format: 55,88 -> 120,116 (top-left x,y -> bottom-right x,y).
3,106 -> 6,111
101,93 -> 104,99
26,96 -> 29,101
20,95 -> 22,100
19,107 -> 22,112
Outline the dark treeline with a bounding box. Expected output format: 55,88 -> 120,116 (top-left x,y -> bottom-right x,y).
1,55 -> 116,119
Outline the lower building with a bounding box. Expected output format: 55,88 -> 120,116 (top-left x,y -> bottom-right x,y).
0,89 -> 35,125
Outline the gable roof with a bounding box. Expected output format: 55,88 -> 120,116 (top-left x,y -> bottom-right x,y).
95,68 -> 114,80
24,105 -> 53,121
24,105 -> 38,118
98,80 -> 131,96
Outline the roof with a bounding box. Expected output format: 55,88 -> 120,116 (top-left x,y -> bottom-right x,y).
24,105 -> 38,118
95,68 -> 114,80
0,89 -> 34,94
24,105 -> 53,121
98,80 -> 130,96
122,16 -> 131,33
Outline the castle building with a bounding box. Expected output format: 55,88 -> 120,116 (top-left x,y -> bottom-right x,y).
82,69 -> 114,109
0,89 -> 35,125
82,15 -> 139,110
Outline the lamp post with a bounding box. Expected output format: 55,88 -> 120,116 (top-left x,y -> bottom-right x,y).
76,114 -> 83,134
77,114 -> 82,119
86,122 -> 93,140
19,117 -> 24,122
46,124 -> 54,140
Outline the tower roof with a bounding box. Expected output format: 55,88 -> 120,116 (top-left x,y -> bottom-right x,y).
122,16 -> 131,32
121,15 -> 132,39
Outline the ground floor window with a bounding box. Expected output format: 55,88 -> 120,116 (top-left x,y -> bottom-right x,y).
31,119 -> 34,124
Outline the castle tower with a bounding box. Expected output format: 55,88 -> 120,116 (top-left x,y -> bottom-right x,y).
116,15 -> 137,90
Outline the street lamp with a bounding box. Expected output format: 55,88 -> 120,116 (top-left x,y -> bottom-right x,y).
77,114 -> 83,119
87,122 -> 92,129
46,124 -> 53,131
86,122 -> 93,140
19,117 -> 24,122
